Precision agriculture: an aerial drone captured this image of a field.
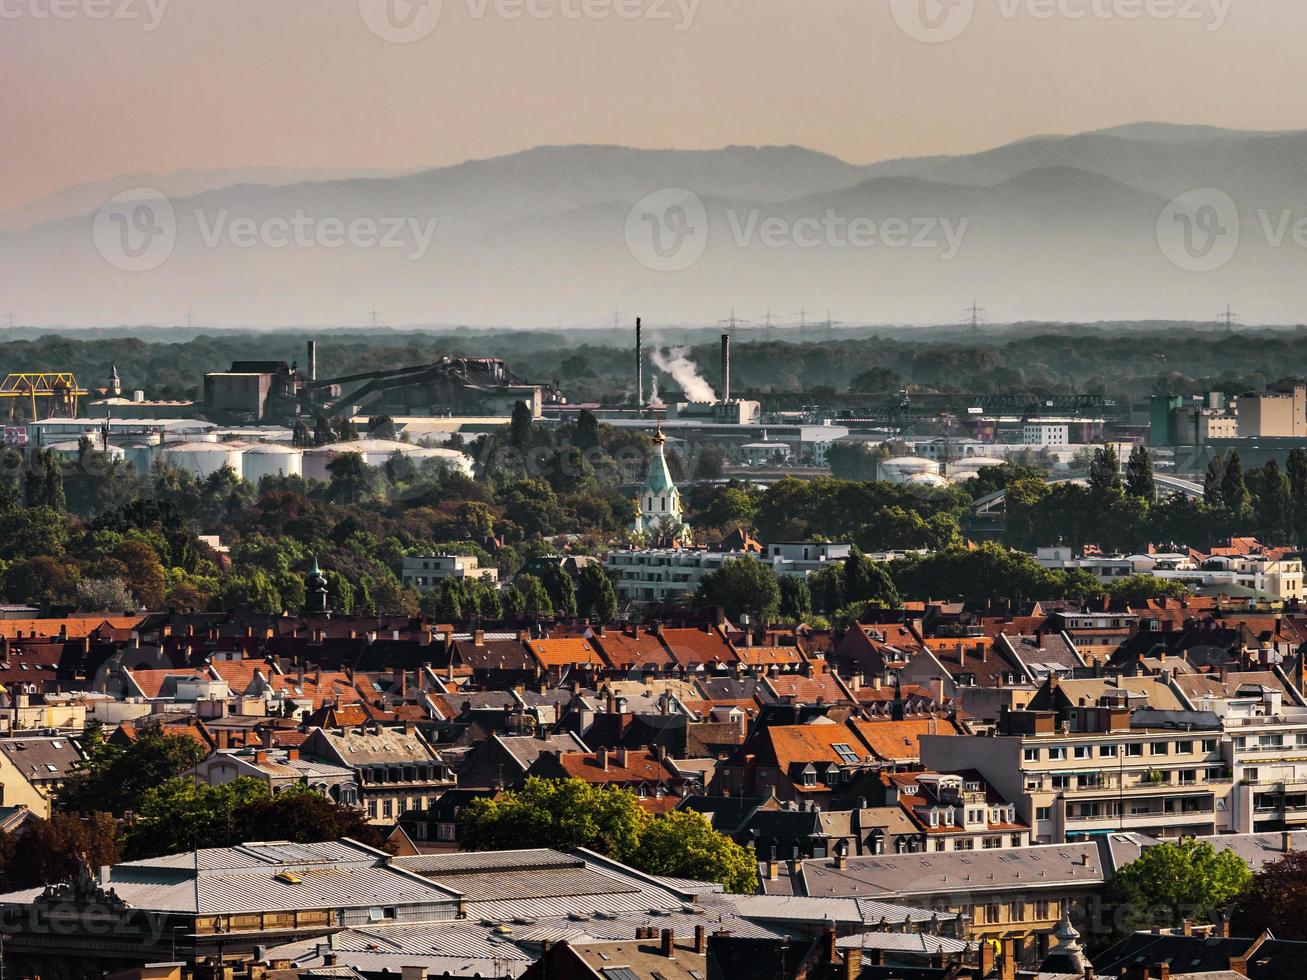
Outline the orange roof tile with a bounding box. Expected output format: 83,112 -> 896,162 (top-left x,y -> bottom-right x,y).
526,637 -> 603,669
0,616 -> 144,640
849,718 -> 960,763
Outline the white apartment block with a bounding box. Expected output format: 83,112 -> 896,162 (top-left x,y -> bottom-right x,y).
605,541 -> 853,605
1022,423 -> 1069,446
401,554 -> 499,591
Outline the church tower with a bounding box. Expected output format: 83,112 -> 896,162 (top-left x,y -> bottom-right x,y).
633,424 -> 684,538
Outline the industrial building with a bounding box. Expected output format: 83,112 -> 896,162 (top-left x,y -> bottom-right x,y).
204,340 -> 556,424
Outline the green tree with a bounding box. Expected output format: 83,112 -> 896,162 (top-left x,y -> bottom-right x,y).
1288,447 -> 1307,544
1088,445 -> 1121,497
1126,445 -> 1156,501
1106,575 -> 1192,605
576,563 -> 619,623
696,556 -> 781,621
514,573 -> 554,620
540,565 -> 578,619
232,785 -> 387,850
632,810 -> 758,894
1104,839 -> 1250,936
60,720 -> 209,816
843,550 -> 900,608
1221,451 -> 1251,517
325,452 -> 378,504
778,575 -> 812,621
1203,453 -> 1226,506
23,449 -> 65,511
807,563 -> 845,615
1253,459 -> 1293,545
463,777 -> 646,861
122,776 -> 269,859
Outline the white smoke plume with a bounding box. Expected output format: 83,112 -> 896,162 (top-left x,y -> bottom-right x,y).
651,346 -> 716,403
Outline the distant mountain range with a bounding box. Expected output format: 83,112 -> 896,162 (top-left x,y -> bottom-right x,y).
4,123 -> 1306,328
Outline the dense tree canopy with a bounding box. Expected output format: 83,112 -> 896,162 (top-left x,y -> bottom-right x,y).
463,778 -> 756,893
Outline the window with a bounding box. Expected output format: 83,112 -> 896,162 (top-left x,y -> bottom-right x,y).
383,799 -> 394,818
1074,746 -> 1091,760
1127,743 -> 1144,757
1099,744 -> 1118,758
1176,740 -> 1193,754
1024,748 -> 1040,762
832,743 -> 861,765
1048,747 -> 1068,761
1151,742 -> 1169,756
1202,739 -> 1218,753
1035,806 -> 1052,821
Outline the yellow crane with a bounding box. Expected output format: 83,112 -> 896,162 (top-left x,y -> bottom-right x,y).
0,372 -> 88,420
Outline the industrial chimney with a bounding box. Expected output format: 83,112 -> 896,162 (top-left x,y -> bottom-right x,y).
720,333 -> 731,403
307,339 -> 317,382
635,317 -> 644,413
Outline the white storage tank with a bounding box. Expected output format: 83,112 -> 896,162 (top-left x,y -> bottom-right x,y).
163,441 -> 245,479
878,456 -> 941,484
946,455 -> 1010,478
302,439 -> 473,481
241,443 -> 304,482
44,440 -> 128,462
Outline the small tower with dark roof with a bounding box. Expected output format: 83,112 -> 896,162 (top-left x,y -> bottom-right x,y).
304,556 -> 331,616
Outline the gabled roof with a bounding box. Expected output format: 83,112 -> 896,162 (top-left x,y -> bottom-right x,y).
526,637 -> 603,669
848,718 -> 961,764
591,627 -> 676,670
659,627 -> 739,669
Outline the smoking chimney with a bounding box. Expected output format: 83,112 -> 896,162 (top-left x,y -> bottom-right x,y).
307,339 -> 317,382
720,333 -> 731,402
636,317 -> 644,412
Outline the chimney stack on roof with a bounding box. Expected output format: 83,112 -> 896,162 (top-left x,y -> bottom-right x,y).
660,928 -> 675,959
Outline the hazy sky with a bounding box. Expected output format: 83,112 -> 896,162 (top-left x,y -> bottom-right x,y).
3,0 -> 1305,214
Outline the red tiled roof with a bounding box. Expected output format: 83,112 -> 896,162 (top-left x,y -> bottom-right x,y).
0,616 -> 144,640
659,627 -> 739,668
591,628 -> 674,670
550,748 -> 679,784
526,637 -> 603,669
849,718 -> 960,763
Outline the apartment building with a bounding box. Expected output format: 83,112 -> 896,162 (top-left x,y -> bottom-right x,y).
401,554 -> 499,590
605,541 -> 853,605
922,683 -> 1231,844
883,771 -> 1031,851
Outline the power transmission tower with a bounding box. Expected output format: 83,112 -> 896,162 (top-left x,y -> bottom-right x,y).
718,308 -> 750,343
369,305 -> 380,329
963,301 -> 988,333
184,308 -> 194,329
822,309 -> 843,338
1217,304 -> 1240,335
